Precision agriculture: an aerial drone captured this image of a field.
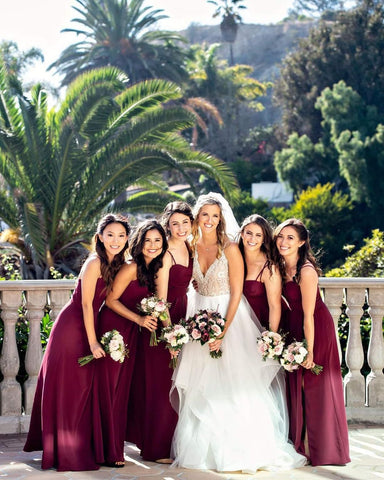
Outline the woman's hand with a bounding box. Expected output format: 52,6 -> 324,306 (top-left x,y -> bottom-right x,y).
302,351 -> 315,369
138,315 -> 158,332
209,337 -> 223,353
90,341 -> 106,359
169,348 -> 179,359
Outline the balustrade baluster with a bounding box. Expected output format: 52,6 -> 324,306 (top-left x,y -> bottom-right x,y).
366,287 -> 384,407
322,286 -> 344,364
0,290 -> 22,415
24,289 -> 47,414
49,287 -> 72,322
343,287 -> 366,407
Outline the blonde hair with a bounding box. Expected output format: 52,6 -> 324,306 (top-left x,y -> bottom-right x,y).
191,194 -> 227,258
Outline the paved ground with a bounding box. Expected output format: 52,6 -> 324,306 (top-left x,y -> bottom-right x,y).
0,425 -> 383,479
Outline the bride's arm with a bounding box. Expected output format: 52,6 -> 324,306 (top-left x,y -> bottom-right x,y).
209,242 -> 244,352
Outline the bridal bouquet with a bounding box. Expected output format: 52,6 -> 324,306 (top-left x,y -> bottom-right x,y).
257,330 -> 285,361
159,323 -> 190,368
78,329 -> 129,366
138,295 -> 171,346
184,309 -> 226,359
280,340 -> 323,375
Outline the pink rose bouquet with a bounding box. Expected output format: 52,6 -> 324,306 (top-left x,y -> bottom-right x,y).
78,329 -> 129,366
184,309 -> 226,359
159,323 -> 189,368
257,330 -> 285,361
280,339 -> 323,375
138,295 -> 171,346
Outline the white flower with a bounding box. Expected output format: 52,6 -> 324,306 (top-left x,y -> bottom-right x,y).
110,350 -> 123,362
295,354 -> 305,364
108,339 -> 120,351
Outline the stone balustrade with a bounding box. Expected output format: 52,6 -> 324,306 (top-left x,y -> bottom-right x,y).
0,278 -> 383,434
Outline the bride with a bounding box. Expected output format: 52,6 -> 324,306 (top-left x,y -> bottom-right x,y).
171,193 -> 307,473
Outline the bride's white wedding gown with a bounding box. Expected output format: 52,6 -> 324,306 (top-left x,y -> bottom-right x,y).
171,250 -> 307,473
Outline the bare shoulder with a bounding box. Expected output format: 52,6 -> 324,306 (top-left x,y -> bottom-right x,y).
264,262 -> 281,283
162,250 -> 174,268
224,241 -> 242,260
79,255 -> 100,279
120,261 -> 136,275
301,264 -> 318,282
224,240 -> 240,253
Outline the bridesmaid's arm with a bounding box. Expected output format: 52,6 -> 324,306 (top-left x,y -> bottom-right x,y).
155,251 -> 173,326
299,266 -> 318,369
106,263 -> 157,332
210,242 -> 243,353
80,256 -> 105,358
263,264 -> 282,333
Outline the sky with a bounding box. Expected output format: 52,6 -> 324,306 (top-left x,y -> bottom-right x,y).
0,0 -> 294,87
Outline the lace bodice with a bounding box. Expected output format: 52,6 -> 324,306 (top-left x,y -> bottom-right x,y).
193,250 -> 230,296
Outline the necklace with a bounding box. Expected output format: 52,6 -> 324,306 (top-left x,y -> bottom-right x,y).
200,242 -> 217,251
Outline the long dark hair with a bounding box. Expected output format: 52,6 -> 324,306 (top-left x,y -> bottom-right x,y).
273,218 -> 321,283
238,214 -> 274,278
129,220 -> 168,293
161,200 -> 193,255
95,213 -> 130,290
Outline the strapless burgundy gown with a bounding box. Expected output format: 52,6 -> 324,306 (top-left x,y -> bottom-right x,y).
127,258 -> 192,461
94,279 -> 147,464
24,278 -> 106,471
282,280 -> 350,466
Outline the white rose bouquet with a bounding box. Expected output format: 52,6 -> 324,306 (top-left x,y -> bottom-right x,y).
159,323 -> 189,368
280,339 -> 323,375
257,330 -> 285,361
78,329 -> 129,366
138,296 -> 171,346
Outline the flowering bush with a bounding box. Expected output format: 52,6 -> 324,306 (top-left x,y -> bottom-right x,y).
78,329 -> 129,366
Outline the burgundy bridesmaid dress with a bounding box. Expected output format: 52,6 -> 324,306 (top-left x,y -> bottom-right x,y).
127,254 -> 192,461
243,261 -> 270,329
94,280 -> 147,465
282,271 -> 350,466
24,278 -> 106,471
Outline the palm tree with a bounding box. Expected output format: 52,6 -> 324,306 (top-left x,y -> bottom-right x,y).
49,0 -> 188,86
207,0 -> 247,64
0,41 -> 44,77
0,63 -> 238,278
183,43 -> 268,160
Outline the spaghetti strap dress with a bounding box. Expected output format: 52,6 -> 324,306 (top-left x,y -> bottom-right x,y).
24,278 -> 106,471
243,261 -> 270,329
94,280 -> 147,465
171,251 -> 307,473
282,267 -> 350,466
127,252 -> 193,461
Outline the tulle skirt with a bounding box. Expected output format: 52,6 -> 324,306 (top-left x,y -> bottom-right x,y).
171,291 -> 307,473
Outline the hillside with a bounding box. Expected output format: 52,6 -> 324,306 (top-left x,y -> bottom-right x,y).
184,21 -> 315,80
183,21 -> 315,125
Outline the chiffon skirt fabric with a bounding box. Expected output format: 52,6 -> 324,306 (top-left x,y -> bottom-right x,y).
171,291 -> 307,473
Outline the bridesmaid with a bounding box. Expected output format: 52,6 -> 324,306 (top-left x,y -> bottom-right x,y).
239,214 -> 281,331
149,201 -> 194,461
96,220 -> 165,467
125,204 -> 194,464
273,218 -> 350,466
24,214 -> 130,471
